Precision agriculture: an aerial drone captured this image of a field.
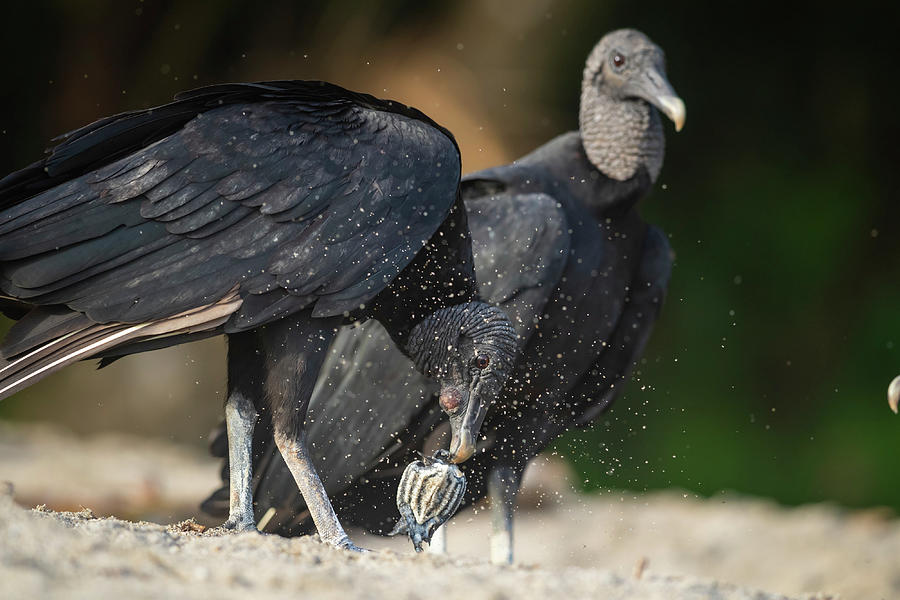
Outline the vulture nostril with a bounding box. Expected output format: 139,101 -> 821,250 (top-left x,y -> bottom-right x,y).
439,389 -> 462,412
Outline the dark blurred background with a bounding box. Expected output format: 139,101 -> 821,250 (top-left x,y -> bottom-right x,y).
1,0 -> 898,511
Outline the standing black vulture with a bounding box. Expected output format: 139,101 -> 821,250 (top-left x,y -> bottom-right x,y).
203,29 -> 683,560
0,80 -> 518,550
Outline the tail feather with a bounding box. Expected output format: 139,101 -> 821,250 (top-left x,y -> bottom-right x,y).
0,305 -> 94,358
0,323 -> 147,400
0,289 -> 242,402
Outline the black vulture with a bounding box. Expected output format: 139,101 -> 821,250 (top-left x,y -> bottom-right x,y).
0,80 -> 518,550
203,29 -> 683,560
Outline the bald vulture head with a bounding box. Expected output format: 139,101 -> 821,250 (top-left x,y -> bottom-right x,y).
406,301 -> 518,463
580,29 -> 686,182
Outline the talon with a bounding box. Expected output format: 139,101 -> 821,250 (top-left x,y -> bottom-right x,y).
333,537 -> 369,553
215,518 -> 258,534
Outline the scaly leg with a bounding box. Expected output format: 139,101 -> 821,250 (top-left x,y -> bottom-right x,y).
273,430 -> 361,550
217,330 -> 264,532
488,464 -> 520,565
261,312 -> 364,551
221,389 -> 258,531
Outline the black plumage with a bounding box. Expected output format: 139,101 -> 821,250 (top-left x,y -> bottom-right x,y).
203,30 -> 683,561
204,135 -> 670,541
203,187 -> 569,516
0,80 -> 518,549
0,82 -> 458,328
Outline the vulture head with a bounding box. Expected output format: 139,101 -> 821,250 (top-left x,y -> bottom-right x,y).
406,302 -> 518,463
580,28 -> 686,181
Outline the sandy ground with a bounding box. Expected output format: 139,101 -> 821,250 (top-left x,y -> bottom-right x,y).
1,421 -> 896,599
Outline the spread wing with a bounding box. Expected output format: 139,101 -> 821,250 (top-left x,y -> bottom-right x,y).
0,81 -> 460,398
202,190 -> 572,533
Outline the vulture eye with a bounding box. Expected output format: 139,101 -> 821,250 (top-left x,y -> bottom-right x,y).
611,52 -> 626,69
475,355 -> 490,369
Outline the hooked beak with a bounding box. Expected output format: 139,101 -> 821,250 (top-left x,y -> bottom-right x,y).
889,376 -> 900,414
444,384 -> 490,464
626,65 -> 686,132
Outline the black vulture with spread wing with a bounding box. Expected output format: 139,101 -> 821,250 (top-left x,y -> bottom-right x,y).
203,29 -> 682,560
0,80 -> 518,550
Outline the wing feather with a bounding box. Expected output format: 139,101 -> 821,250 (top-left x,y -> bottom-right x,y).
0,81 -> 461,404
0,81 -> 460,341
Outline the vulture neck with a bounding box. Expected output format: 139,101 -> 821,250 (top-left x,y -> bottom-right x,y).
367,194 -> 478,350
579,88 -> 664,183
506,132 -> 653,217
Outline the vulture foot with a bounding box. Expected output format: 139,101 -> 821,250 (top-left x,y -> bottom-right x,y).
331,537 -> 370,553
210,518 -> 258,534
488,465 -> 519,565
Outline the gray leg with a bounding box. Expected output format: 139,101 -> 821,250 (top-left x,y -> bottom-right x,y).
273,430 -> 360,550
488,464 -> 520,565
423,423 -> 450,555
261,313 -> 363,551
221,390 -> 258,531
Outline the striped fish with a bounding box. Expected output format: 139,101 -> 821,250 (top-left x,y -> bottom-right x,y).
390,450 -> 466,552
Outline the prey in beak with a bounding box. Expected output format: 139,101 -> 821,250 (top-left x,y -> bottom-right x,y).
390,449 -> 467,552
390,303 -> 517,551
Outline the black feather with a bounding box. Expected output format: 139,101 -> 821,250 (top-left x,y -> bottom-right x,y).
0,80 -> 461,338
204,132 -> 673,537
0,80 -> 469,409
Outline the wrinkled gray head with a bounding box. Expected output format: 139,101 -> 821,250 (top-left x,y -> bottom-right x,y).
406,302 -> 517,463
580,28 -> 685,182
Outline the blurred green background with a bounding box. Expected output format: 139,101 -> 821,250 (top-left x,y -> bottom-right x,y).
0,0 -> 897,511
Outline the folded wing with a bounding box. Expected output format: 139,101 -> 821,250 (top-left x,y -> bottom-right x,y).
0,80 -> 460,399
